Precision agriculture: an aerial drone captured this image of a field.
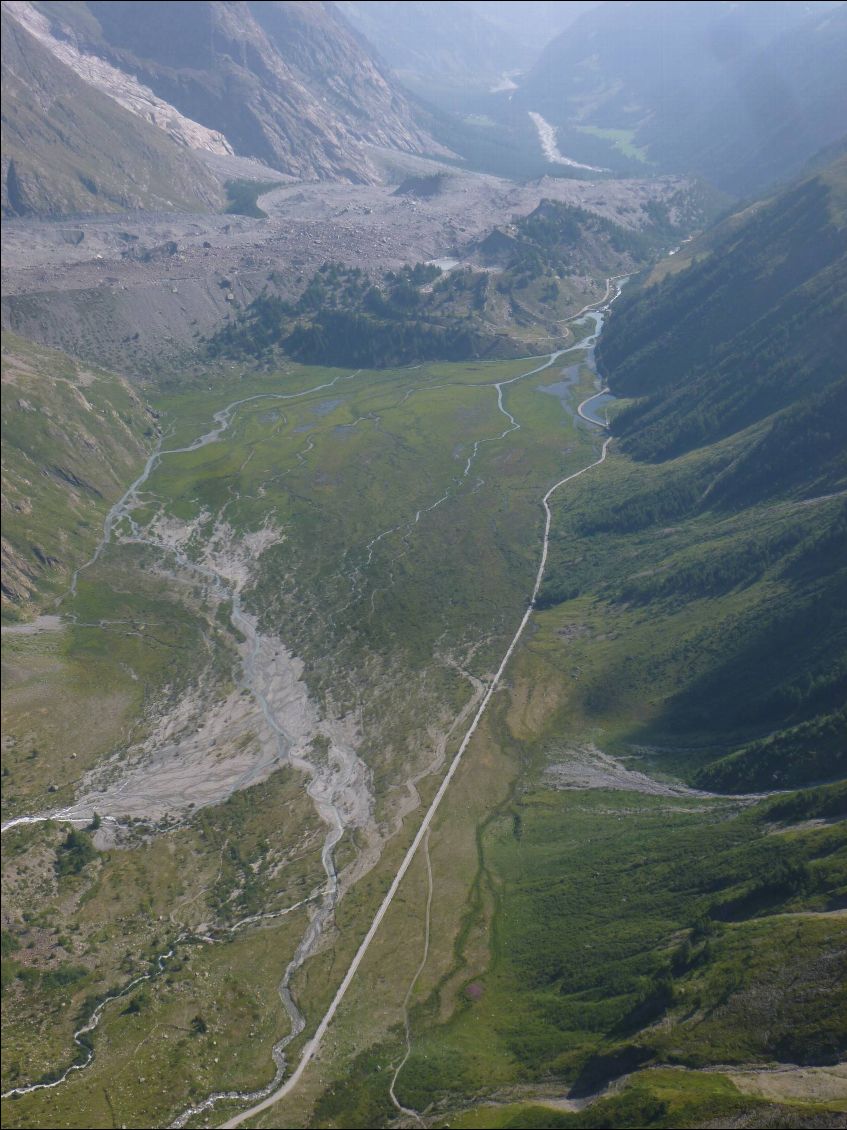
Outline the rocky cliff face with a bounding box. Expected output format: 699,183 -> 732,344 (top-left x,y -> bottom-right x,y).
6,1 -> 234,157
16,0 -> 443,185
1,9 -> 226,216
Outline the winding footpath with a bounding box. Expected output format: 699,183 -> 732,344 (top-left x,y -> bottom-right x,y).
578,387 -> 614,426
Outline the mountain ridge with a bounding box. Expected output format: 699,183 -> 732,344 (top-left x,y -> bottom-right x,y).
27,0 -> 443,182
517,0 -> 847,193
1,8 -> 227,216
576,151 -> 847,790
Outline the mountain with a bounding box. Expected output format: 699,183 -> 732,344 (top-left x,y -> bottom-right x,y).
14,0 -> 440,185
336,1 -> 604,174
336,2 -> 597,93
516,1 -> 847,193
1,332 -> 155,614
572,154 -> 847,789
600,155 -> 847,476
337,1 -> 521,89
1,9 -> 226,216
465,1 -> 600,52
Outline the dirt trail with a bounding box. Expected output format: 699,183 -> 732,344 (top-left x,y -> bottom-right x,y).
577,387 -> 612,425
388,827 -> 433,1129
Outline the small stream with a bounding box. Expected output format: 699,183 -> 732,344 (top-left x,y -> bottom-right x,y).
3,370 -> 367,1113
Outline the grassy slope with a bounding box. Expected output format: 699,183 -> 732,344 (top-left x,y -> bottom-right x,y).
585,156 -> 847,789
536,444 -> 846,790
1,332 -> 155,618
599,164 -> 847,466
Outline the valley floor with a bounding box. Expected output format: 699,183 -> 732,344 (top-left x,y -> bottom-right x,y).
1,292 -> 844,1130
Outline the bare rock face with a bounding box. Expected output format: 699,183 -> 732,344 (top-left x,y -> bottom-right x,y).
5,1 -> 234,157
19,0 -> 444,185
1,9 -> 226,217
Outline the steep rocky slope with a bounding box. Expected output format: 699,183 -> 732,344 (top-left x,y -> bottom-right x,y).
19,0 -> 441,184
1,9 -> 226,216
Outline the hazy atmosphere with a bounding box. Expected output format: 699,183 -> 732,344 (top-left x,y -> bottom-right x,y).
1,2 -> 845,1129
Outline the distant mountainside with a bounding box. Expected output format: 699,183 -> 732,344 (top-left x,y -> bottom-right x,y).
335,1 -> 596,89
34,0 -> 437,177
1,9 -> 226,216
465,0 -> 600,52
580,154 -> 847,789
336,1 -> 522,87
1,0 -> 442,215
517,0 -> 847,193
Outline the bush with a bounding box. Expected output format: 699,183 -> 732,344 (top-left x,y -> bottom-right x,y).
56,829 -> 97,877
